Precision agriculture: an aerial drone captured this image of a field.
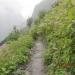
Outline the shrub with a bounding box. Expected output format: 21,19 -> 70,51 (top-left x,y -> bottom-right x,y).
0,34 -> 33,75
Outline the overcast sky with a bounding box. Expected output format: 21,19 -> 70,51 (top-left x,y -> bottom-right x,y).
0,0 -> 42,19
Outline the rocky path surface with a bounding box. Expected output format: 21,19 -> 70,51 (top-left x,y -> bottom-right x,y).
26,38 -> 45,75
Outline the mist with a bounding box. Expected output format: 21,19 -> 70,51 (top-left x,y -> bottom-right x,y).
0,0 -> 42,42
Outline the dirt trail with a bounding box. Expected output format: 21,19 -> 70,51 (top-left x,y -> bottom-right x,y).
13,38 -> 45,75
26,38 -> 45,75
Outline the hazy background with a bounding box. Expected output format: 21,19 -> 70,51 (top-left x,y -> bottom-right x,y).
0,0 -> 42,42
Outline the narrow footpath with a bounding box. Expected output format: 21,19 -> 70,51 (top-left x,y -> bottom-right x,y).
26,37 -> 45,75
13,37 -> 45,75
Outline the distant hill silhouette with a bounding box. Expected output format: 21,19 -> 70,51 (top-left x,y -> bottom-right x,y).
32,0 -> 57,20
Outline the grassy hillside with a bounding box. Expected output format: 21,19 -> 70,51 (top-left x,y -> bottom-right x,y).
30,0 -> 75,75
0,31 -> 33,75
0,0 -> 75,75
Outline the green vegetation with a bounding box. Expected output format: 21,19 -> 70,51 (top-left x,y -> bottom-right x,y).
0,0 -> 75,75
30,0 -> 75,75
0,31 -> 33,75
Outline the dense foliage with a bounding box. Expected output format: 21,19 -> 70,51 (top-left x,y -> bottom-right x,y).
31,0 -> 75,75
0,32 -> 33,75
0,0 -> 75,75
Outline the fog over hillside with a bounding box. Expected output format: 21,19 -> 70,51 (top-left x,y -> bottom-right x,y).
0,6 -> 24,42
0,0 -> 42,42
32,0 -> 57,20
0,0 -> 57,42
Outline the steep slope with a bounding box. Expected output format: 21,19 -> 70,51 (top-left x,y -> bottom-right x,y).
32,0 -> 57,20
0,33 -> 33,75
0,0 -> 75,75
30,0 -> 75,75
